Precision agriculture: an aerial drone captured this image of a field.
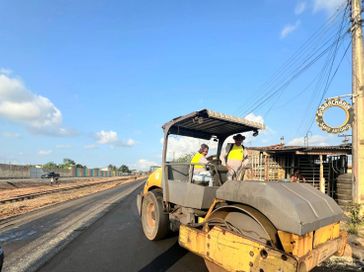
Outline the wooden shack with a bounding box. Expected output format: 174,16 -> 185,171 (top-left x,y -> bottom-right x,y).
245,144 -> 351,198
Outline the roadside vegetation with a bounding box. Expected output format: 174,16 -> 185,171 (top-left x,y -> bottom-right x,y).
42,158 -> 132,174
347,203 -> 364,235
43,158 -> 84,170
174,152 -> 195,163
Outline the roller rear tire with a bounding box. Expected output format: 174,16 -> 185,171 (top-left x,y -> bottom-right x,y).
141,189 -> 169,240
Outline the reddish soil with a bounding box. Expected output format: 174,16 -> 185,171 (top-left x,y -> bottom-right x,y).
0,176 -> 143,220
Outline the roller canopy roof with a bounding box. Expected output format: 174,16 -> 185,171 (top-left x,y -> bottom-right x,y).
162,109 -> 265,140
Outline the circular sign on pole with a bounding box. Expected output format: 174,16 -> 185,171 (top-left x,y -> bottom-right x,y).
315,98 -> 353,134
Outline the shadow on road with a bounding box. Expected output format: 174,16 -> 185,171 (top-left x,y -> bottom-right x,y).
138,241 -> 188,272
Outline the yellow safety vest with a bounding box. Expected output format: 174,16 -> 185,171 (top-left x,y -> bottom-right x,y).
227,145 -> 244,161
191,152 -> 204,168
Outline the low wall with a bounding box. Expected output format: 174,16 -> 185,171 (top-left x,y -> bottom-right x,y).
0,164 -> 31,178
0,164 -> 131,179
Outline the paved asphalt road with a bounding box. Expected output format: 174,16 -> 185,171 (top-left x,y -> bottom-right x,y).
37,182 -> 207,272
0,181 -> 141,254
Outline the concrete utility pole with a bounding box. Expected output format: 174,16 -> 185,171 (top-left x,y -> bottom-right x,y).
351,0 -> 364,205
319,155 -> 325,194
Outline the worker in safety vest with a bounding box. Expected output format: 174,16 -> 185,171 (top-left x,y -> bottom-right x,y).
191,144 -> 209,173
220,134 -> 248,180
191,144 -> 211,185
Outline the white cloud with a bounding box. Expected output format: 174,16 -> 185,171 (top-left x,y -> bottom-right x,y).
137,159 -> 159,170
287,134 -> 329,146
0,71 -> 73,136
243,113 -> 264,145
95,130 -> 136,147
280,20 -> 301,38
126,139 -> 136,146
0,131 -> 20,138
245,113 -> 265,124
38,149 -> 52,156
313,0 -> 346,14
295,2 -> 307,15
240,113 -> 277,146
96,130 -> 118,144
161,136 -> 218,161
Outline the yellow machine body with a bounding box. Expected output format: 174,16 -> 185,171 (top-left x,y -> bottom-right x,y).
139,110 -> 348,272
179,223 -> 347,272
143,168 -> 162,194
140,169 -> 348,271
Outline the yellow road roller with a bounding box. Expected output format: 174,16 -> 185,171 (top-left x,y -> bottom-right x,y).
137,109 -> 347,272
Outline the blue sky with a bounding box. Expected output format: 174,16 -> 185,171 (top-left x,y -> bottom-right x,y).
0,0 -> 352,169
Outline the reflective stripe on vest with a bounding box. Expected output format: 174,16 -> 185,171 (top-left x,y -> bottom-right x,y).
191,152 -> 204,168
227,145 -> 244,161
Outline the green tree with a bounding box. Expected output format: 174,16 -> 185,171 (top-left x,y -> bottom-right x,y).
108,164 -> 117,171
175,152 -> 195,163
119,164 -> 130,173
347,203 -> 364,235
62,158 -> 76,169
43,161 -> 59,170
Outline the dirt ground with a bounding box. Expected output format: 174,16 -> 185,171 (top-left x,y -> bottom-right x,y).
0,177 -> 130,199
316,224 -> 364,271
0,177 -> 143,220
316,255 -> 363,271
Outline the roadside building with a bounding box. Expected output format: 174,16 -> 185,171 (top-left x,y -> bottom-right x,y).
245,144 -> 351,206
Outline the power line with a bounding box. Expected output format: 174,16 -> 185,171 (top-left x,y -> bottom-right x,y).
244,31 -> 349,115
233,9 -> 344,116
306,39 -> 352,133
233,3 -> 349,118
298,4 -> 350,135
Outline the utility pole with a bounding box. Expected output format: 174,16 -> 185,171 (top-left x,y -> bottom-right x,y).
351,0 -> 364,206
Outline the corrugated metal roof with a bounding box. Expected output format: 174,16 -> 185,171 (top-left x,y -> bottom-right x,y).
163,109 -> 265,139
248,144 -> 351,154
306,144 -> 352,150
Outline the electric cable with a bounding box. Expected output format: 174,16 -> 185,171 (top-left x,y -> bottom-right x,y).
233,8 -> 345,116
296,5 -> 350,135
233,2 -> 349,119
305,39 -> 352,133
